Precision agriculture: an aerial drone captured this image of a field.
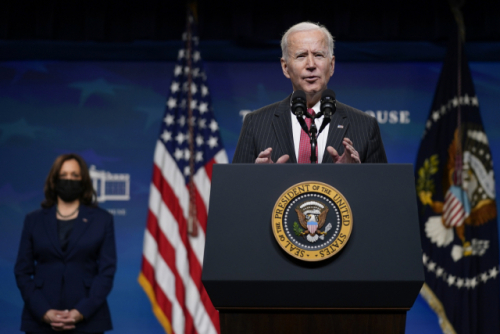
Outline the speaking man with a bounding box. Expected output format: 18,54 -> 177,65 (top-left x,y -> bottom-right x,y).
232,22 -> 387,164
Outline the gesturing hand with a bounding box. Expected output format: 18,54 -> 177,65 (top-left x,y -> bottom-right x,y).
255,148 -> 289,164
327,138 -> 361,164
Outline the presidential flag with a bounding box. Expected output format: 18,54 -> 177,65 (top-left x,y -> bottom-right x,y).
415,27 -> 500,334
138,12 -> 227,334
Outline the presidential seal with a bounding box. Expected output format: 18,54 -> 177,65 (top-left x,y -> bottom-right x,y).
272,181 -> 353,262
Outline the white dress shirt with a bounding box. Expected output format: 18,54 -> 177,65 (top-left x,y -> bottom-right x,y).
291,100 -> 330,163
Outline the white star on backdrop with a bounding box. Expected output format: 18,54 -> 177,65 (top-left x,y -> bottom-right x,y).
201,85 -> 209,96
196,151 -> 203,162
178,116 -> 186,126
175,132 -> 186,144
209,120 -> 219,132
190,83 -> 197,94
174,65 -> 182,76
198,119 -> 206,129
161,130 -> 172,142
428,261 -> 436,271
171,81 -> 180,93
164,114 -> 174,126
208,136 -> 218,148
167,97 -> 177,109
199,102 -> 208,113
432,111 -> 440,121
190,99 -> 198,110
471,96 -> 479,106
174,148 -> 183,160
490,267 -> 499,279
463,94 -> 470,105
193,51 -> 201,62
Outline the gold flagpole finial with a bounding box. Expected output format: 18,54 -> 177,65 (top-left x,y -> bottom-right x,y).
448,0 -> 466,42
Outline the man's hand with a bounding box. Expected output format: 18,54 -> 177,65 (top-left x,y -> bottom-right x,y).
255,148 -> 289,164
43,309 -> 83,331
327,138 -> 360,164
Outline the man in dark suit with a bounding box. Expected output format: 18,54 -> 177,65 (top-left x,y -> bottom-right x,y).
232,22 -> 387,164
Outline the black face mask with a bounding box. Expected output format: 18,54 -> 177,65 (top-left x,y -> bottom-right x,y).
55,179 -> 83,203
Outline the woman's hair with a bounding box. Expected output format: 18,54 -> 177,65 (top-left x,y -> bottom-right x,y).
41,153 -> 97,208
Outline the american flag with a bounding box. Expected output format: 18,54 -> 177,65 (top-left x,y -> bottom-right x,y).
139,13 -> 226,334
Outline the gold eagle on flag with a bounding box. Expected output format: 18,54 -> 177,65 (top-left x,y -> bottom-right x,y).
417,125 -> 497,261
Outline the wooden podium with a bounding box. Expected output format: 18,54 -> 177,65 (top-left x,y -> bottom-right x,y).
202,164 -> 424,334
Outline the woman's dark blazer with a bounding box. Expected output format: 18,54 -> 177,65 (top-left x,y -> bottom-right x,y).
14,205 -> 117,333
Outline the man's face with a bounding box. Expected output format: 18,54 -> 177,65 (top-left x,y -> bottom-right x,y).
281,29 -> 335,102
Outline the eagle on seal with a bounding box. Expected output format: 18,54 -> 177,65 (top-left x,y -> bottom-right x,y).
295,201 -> 329,242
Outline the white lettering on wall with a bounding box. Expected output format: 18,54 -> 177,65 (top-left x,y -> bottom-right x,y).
365,110 -> 411,124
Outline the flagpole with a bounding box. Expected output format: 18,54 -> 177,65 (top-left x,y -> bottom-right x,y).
186,8 -> 198,237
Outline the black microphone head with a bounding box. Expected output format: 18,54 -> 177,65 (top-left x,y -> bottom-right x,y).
291,90 -> 307,117
321,89 -> 336,101
320,89 -> 336,117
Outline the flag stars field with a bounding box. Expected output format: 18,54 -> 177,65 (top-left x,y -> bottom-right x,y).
174,65 -> 182,76
171,81 -> 180,93
199,102 -> 208,113
209,120 -> 218,132
198,119 -> 206,129
161,130 -> 172,142
208,136 -> 218,148
164,114 -> 174,126
175,132 -> 186,144
167,97 -> 177,109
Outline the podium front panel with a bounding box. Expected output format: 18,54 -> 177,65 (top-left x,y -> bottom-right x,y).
202,164 -> 424,309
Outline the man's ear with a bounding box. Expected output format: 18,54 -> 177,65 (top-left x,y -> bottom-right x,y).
281,58 -> 291,79
330,56 -> 335,77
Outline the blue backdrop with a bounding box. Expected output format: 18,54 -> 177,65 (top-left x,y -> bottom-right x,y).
1,59 -> 499,333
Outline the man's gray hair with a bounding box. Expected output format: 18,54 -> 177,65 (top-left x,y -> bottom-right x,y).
281,22 -> 335,61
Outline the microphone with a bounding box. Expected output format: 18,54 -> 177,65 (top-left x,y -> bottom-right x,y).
320,89 -> 336,118
291,90 -> 307,117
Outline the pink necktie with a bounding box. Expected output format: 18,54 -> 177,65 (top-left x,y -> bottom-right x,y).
298,108 -> 318,164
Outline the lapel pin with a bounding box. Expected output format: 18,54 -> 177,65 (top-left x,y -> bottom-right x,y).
83,218 -> 88,223
337,125 -> 344,129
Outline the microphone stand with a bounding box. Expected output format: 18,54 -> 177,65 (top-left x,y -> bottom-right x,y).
309,121 -> 318,163
294,110 -> 332,164
295,112 -> 320,164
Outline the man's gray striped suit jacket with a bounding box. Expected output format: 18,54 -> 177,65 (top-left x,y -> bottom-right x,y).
232,95 -> 388,164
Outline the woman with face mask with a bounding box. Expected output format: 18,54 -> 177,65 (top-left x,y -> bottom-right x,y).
14,154 -> 116,334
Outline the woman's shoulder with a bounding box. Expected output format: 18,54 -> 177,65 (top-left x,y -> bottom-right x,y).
25,207 -> 52,219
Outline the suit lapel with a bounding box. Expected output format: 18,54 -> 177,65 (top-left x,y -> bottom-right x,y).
65,205 -> 93,257
272,96 -> 297,163
44,206 -> 64,258
322,102 -> 350,163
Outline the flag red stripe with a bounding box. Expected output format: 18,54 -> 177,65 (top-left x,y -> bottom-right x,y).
449,209 -> 465,227
152,163 -> 218,332
443,198 -> 460,222
147,210 -> 196,334
141,256 -> 174,333
204,158 -> 215,181
200,284 -> 220,329
193,185 -> 208,233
